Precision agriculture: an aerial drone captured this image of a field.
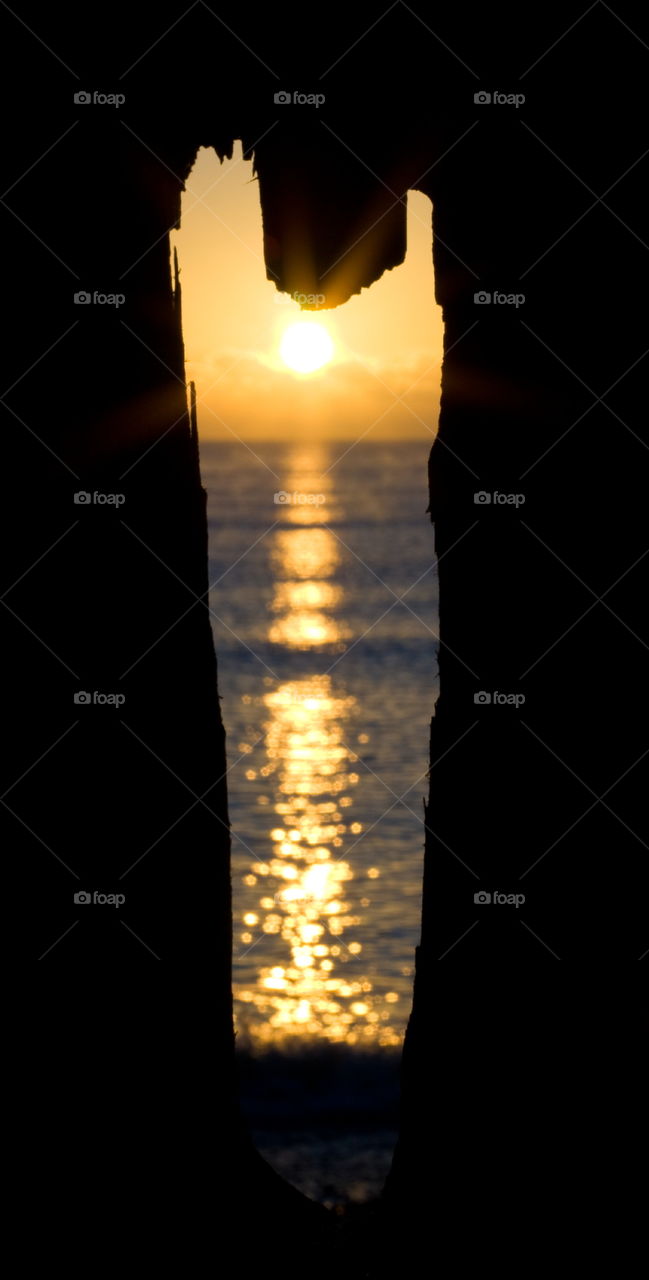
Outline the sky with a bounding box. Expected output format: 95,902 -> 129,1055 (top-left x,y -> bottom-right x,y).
172,143 -> 443,441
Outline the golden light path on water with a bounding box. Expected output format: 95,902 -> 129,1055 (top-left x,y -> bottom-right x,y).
234,449 -> 403,1046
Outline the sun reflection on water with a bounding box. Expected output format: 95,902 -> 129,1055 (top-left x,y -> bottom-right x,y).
234,453 -> 402,1046
268,516 -> 350,650
236,676 -> 399,1045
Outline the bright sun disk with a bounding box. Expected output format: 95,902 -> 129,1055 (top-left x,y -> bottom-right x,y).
280,322 -> 334,373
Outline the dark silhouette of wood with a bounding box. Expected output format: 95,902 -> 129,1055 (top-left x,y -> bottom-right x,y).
3,0 -> 648,1269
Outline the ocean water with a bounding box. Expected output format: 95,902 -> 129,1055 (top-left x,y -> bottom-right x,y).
202,439 -> 438,1053
236,1043 -> 402,1206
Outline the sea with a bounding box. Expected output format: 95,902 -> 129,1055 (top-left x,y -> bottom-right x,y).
201,437 -> 438,1202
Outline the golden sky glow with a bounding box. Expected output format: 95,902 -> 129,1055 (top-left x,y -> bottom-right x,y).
172,142 -> 443,439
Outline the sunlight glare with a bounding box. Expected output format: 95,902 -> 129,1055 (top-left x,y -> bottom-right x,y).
280,321 -> 334,374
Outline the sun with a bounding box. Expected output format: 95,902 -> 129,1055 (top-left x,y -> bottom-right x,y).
280,322 -> 334,374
